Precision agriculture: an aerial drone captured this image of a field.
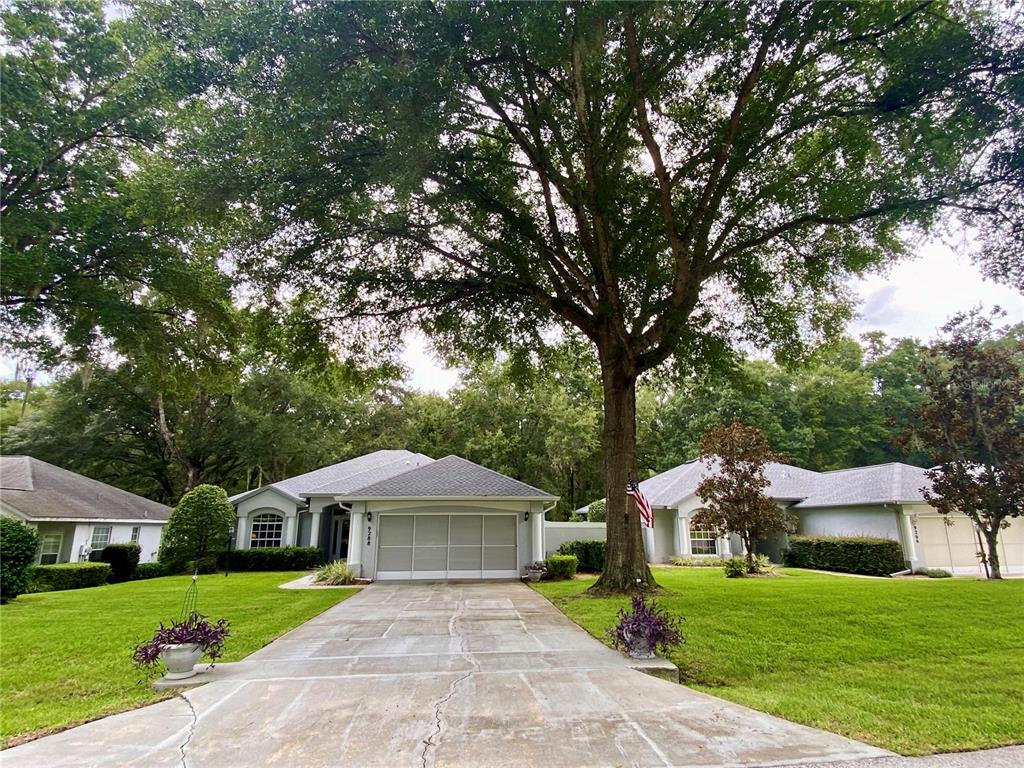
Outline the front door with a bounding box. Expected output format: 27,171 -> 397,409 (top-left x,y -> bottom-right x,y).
330,514 -> 351,561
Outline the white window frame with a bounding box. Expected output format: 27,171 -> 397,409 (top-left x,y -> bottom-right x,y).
39,532 -> 63,565
90,526 -> 112,550
250,513 -> 283,548
689,523 -> 718,556
130,526 -> 141,544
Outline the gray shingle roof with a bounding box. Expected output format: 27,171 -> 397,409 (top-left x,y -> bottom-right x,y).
229,450 -> 433,504
629,458 -> 931,509
339,455 -> 557,500
0,456 -> 171,522
793,463 -> 932,508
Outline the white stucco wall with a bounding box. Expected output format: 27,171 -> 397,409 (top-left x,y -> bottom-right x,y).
544,521 -> 605,557
796,506 -> 901,541
233,488 -> 303,549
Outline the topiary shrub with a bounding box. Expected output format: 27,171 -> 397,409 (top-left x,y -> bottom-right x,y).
99,543 -> 141,582
723,557 -> 748,578
557,539 -> 605,572
159,484 -> 235,573
544,554 -> 578,580
27,562 -> 111,592
217,546 -> 324,572
586,499 -> 607,522
314,560 -> 357,585
0,518 -> 40,602
784,536 -> 906,577
131,562 -> 169,580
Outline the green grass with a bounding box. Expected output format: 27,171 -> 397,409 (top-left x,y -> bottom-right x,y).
534,567 -> 1024,756
0,572 -> 356,747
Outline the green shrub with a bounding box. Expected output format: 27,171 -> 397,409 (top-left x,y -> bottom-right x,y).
0,518 -> 40,602
557,540 -> 605,572
314,560 -> 357,585
98,543 -> 141,582
723,557 -> 748,578
544,554 -> 578,580
586,499 -> 607,522
159,484 -> 235,572
916,567 -> 953,579
217,546 -> 324,572
28,562 -> 111,592
670,555 -> 726,567
785,536 -> 906,577
131,562 -> 169,580
749,553 -> 774,574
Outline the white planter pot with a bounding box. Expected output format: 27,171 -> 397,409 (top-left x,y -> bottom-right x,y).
527,571 -> 544,583
621,629 -> 655,659
161,643 -> 203,680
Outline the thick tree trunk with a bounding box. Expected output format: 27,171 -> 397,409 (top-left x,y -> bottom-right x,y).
983,526 -> 1003,580
590,353 -> 655,593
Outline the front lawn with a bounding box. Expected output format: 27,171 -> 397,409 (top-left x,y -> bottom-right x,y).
0,572 -> 356,747
534,567 -> 1024,756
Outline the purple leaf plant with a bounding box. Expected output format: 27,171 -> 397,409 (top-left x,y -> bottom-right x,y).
608,593 -> 684,655
133,611 -> 230,667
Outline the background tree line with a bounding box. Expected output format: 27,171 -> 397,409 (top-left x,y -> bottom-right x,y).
8,324 -> 1014,518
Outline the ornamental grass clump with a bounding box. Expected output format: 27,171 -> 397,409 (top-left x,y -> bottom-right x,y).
314,560 -> 356,585
132,612 -> 230,668
608,593 -> 684,658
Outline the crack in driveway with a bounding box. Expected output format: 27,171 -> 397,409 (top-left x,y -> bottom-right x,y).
176,692 -> 198,768
419,669 -> 474,768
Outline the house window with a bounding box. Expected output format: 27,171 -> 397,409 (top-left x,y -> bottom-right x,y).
131,526 -> 141,544
250,513 -> 283,548
90,526 -> 112,550
689,524 -> 717,556
39,533 -> 63,565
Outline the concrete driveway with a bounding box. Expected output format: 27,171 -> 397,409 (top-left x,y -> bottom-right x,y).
3,582 -> 889,768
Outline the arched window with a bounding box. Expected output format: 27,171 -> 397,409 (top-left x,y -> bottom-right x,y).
688,518 -> 717,556
250,513 -> 283,548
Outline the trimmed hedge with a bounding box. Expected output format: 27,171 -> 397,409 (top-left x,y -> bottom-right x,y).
98,543 -> 141,582
544,554 -> 578,580
0,518 -> 40,602
28,562 -> 111,592
131,562 -> 169,580
216,546 -> 324,572
557,539 -> 605,572
785,536 -> 906,577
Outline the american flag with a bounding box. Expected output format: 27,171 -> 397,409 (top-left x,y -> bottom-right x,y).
627,478 -> 654,528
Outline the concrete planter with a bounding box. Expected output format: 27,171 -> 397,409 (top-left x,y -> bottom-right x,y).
622,630 -> 656,659
161,643 -> 203,680
526,570 -> 544,583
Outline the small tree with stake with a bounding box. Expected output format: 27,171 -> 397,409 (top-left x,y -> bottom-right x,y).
912,310 -> 1024,580
692,421 -> 795,572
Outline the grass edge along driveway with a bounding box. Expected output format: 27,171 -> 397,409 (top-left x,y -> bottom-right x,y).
0,571 -> 357,747
533,567 -> 1024,756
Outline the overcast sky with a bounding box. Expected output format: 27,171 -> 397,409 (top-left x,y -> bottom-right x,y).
403,240 -> 1024,394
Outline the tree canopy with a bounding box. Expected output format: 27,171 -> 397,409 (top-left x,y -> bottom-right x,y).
145,0 -> 1023,590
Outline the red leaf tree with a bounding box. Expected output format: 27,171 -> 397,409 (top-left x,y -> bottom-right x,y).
692,421 -> 796,571
914,311 -> 1024,580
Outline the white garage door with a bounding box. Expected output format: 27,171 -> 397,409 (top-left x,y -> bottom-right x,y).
376,513 -> 518,580
919,514 -> 1024,575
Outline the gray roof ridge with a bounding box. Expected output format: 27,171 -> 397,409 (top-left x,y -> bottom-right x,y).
303,454 -> 434,495
819,461 -> 917,475
434,455 -> 554,496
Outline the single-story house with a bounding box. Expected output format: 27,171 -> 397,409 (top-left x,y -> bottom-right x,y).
633,459 -> 1023,576
229,450 -> 557,580
0,455 -> 171,564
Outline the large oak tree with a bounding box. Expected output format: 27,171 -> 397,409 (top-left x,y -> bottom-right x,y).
154,1 -> 1022,591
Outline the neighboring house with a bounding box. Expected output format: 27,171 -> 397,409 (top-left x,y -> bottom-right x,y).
229,450 -> 557,580
0,456 -> 171,564
629,459 -> 1023,576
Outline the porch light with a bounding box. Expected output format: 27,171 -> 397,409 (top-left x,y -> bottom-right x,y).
366,511 -> 372,522
524,511 -> 530,522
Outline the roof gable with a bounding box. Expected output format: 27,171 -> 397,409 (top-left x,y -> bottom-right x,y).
0,456 -> 171,521
339,455 -> 557,500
